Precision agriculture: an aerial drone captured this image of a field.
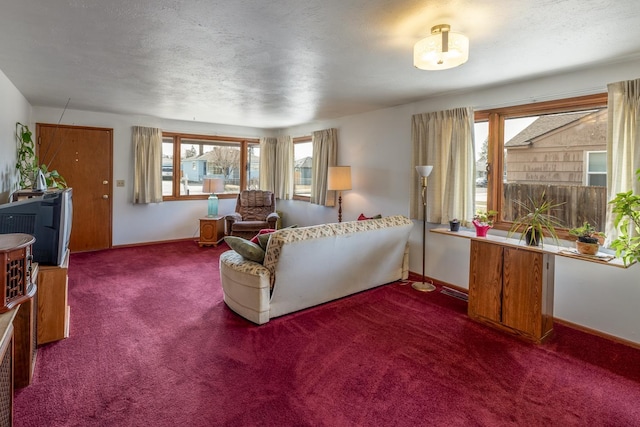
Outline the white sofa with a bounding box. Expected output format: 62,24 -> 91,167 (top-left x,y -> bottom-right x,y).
219,215 -> 413,324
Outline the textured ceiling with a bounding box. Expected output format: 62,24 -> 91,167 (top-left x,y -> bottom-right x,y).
1,0 -> 640,129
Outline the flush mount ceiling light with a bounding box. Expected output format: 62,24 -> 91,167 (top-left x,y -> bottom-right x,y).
414,24 -> 469,70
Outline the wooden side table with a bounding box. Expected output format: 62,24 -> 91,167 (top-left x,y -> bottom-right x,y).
198,216 -> 225,247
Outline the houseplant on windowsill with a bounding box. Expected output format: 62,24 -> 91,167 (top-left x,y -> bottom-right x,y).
608,168 -> 640,267
16,123 -> 67,190
508,192 -> 564,246
472,209 -> 498,237
569,221 -> 605,255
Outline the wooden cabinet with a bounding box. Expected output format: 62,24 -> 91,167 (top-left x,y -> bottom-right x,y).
0,310 -> 15,427
468,239 -> 555,343
36,250 -> 70,345
198,217 -> 225,247
13,294 -> 37,389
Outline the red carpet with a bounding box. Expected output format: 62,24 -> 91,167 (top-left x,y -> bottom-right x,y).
14,240 -> 640,426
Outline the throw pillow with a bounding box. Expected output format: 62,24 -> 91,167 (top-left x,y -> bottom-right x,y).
224,236 -> 266,263
358,213 -> 382,220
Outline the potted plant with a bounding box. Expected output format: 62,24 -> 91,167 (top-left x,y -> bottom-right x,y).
569,221 -> 605,255
472,209 -> 498,237
508,192 -> 564,246
16,123 -> 67,190
608,168 -> 640,267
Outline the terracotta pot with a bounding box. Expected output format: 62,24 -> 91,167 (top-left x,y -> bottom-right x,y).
576,241 -> 599,255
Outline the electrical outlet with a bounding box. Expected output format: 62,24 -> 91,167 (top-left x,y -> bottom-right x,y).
116,180 -> 125,187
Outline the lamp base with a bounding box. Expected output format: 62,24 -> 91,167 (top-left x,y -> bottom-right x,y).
411,280 -> 436,292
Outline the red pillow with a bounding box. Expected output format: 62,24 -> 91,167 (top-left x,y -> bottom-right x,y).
250,228 -> 276,244
358,213 -> 382,220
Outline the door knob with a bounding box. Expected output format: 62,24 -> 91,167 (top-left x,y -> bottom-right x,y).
103,180 -> 109,185
102,195 -> 109,199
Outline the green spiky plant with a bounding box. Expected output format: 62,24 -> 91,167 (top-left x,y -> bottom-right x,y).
608,168 -> 640,267
508,191 -> 565,246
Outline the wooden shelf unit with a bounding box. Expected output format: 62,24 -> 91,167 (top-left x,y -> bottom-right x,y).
468,239 -> 555,343
36,250 -> 70,345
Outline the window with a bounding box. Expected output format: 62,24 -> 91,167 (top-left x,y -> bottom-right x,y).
476,93 -> 608,234
586,151 -> 606,186
293,136 -> 312,199
162,132 -> 260,200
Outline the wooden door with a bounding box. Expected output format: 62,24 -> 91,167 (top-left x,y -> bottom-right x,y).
468,240 -> 503,323
502,247 -> 543,337
36,124 -> 113,253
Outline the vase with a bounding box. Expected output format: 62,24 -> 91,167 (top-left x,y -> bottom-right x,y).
449,220 -> 460,232
472,220 -> 491,237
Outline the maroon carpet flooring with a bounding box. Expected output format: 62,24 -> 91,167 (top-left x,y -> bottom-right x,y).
14,240 -> 640,426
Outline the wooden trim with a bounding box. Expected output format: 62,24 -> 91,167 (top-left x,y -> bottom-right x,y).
111,237 -> 198,249
554,317 -> 640,351
293,135 -> 312,143
480,93 -> 607,118
161,131 -> 259,143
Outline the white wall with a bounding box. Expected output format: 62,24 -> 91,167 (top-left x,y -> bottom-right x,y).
0,69 -> 32,203
31,107 -> 272,246
281,57 -> 640,345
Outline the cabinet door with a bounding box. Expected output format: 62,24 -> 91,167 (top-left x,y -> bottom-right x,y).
468,240 -> 503,322
502,248 -> 543,337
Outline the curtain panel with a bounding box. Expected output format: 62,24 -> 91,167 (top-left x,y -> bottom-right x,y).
259,137 -> 277,193
259,136 -> 293,199
411,107 -> 475,225
605,78 -> 640,243
133,126 -> 163,204
310,128 -> 338,206
275,136 -> 294,200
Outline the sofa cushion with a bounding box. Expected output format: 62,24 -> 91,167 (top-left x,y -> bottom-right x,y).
224,236 -> 266,263
250,228 -> 277,250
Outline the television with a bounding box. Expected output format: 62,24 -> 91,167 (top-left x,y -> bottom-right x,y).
0,188 -> 73,266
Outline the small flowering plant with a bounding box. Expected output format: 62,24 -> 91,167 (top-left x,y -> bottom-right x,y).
473,209 -> 498,226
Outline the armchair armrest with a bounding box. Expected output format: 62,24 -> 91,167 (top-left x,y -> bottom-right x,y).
225,212 -> 242,231
266,212 -> 280,229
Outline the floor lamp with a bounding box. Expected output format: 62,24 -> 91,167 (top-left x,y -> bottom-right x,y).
413,165 -> 436,292
327,166 -> 352,222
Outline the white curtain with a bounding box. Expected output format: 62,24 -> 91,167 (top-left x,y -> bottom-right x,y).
605,78 -> 640,243
275,136 -> 294,200
411,107 -> 475,224
259,137 -> 277,192
310,128 -> 338,206
259,136 -> 293,199
133,126 -> 163,204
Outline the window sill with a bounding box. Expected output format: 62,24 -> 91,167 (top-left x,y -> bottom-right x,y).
431,228 -> 631,269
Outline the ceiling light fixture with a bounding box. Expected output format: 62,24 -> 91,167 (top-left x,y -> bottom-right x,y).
414,24 -> 469,70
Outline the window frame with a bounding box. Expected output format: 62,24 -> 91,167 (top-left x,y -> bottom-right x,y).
477,93 -> 608,239
162,132 -> 260,201
292,135 -> 312,202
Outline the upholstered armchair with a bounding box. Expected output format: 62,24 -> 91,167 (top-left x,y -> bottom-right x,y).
225,190 -> 279,239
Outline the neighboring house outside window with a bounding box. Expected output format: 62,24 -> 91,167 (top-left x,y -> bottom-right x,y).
475,93 -> 608,235
162,133 -> 259,200
293,137 -> 312,200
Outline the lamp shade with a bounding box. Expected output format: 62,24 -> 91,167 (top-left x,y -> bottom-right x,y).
414,24 -> 469,71
203,178 -> 225,193
415,165 -> 433,178
327,166 -> 352,191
